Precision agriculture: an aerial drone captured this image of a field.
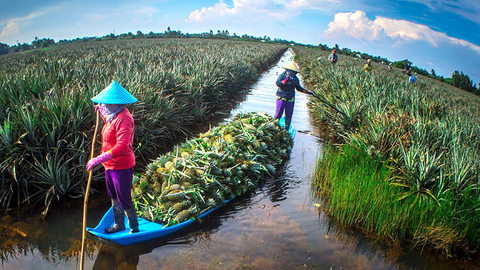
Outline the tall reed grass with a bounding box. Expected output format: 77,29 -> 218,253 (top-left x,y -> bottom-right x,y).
0,38 -> 287,213
296,47 -> 480,254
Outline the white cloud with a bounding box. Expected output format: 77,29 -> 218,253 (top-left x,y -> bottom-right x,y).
375,16 -> 439,45
404,0 -> 480,25
132,6 -> 158,24
284,0 -> 341,10
83,13 -> 108,23
407,0 -> 477,10
187,0 -> 339,23
0,20 -> 20,38
188,1 -> 234,22
136,6 -> 158,15
232,0 -> 270,8
0,11 -> 47,40
324,10 -> 480,54
324,11 -> 383,41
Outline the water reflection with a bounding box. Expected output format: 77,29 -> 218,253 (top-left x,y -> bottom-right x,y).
0,225 -> 34,265
0,200 -> 106,268
315,214 -> 478,270
90,197 -> 253,269
93,246 -> 139,270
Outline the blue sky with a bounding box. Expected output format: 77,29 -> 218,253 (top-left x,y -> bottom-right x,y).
1,0 -> 479,83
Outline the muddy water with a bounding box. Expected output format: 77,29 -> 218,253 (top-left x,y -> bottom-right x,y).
1,49 -> 478,270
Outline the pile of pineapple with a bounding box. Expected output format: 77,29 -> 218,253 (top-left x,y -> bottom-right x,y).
132,112 -> 293,227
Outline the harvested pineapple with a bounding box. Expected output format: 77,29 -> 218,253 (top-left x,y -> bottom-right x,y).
132,112 -> 293,227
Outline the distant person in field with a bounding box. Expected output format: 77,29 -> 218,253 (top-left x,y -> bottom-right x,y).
404,60 -> 411,74
275,62 -> 313,131
387,63 -> 393,71
328,49 -> 338,65
87,81 -> 140,234
407,71 -> 416,83
363,59 -> 373,72
405,60 -> 411,70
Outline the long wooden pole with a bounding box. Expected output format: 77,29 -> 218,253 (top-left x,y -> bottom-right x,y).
80,111 -> 100,270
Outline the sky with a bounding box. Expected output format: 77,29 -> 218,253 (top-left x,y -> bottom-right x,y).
1,0 -> 479,84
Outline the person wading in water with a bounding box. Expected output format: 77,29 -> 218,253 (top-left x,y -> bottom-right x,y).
274,62 -> 313,130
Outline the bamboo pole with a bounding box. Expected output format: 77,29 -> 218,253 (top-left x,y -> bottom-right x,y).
80,111 -> 100,270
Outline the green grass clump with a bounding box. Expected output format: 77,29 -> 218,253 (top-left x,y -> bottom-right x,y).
295,46 -> 480,254
313,144 -> 480,255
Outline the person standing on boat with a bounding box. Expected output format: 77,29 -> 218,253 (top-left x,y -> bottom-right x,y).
86,81 -> 139,234
275,62 -> 312,130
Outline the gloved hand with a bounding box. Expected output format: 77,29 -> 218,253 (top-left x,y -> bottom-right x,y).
86,152 -> 112,171
94,104 -> 106,119
283,75 -> 294,84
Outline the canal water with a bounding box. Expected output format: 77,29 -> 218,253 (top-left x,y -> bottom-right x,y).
1,49 -> 478,270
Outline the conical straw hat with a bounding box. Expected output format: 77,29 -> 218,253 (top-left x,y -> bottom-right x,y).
91,81 -> 137,104
282,62 -> 300,73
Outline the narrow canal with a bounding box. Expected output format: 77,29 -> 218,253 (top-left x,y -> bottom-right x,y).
1,49 -> 477,270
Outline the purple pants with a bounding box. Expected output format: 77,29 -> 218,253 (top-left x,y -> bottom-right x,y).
105,167 -> 134,210
274,99 -> 294,129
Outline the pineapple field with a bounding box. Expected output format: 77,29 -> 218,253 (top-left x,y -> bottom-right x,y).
0,38 -> 287,213
294,46 -> 480,254
0,42 -> 477,269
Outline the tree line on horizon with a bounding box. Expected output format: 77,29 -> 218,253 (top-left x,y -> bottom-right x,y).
322,43 -> 479,95
0,27 -> 477,95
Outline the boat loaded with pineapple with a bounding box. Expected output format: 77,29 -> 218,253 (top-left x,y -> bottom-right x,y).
88,112 -> 295,245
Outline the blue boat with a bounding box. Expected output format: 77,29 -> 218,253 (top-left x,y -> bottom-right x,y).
87,198 -> 235,245
87,116 -> 295,245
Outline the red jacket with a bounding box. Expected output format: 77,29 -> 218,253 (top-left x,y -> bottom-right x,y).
101,108 -> 135,170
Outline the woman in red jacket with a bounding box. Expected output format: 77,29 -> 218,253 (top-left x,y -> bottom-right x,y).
86,81 -> 139,234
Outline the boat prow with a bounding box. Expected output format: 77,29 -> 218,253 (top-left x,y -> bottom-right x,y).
87,198 -> 234,245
